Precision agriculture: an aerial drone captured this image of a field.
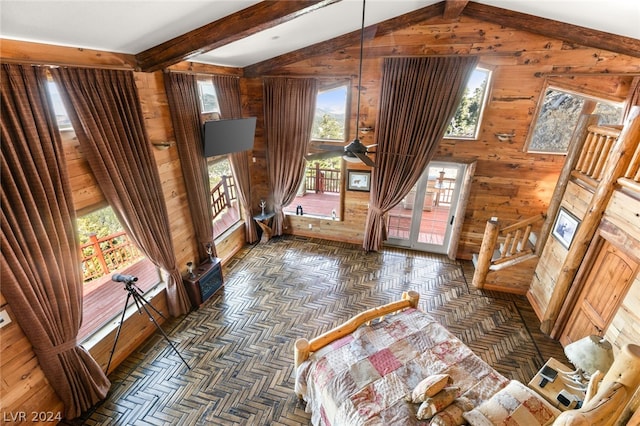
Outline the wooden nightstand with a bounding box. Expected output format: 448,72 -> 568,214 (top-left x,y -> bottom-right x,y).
528,358 -> 586,411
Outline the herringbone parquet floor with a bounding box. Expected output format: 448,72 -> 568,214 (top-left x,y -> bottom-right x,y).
71,236 -> 566,425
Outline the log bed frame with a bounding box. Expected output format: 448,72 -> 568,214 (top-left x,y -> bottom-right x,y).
294,290 -> 420,369
293,291 -> 640,425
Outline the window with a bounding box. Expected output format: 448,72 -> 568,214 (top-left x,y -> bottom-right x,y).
284,157 -> 342,219
311,83 -> 348,142
47,81 -> 72,131
285,82 -> 348,219
76,206 -> 156,340
47,80 -> 155,341
208,156 -> 241,238
197,80 -> 220,114
445,68 -> 491,139
527,86 -> 623,154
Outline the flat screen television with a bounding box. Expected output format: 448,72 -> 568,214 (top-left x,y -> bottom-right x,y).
203,117 -> 257,157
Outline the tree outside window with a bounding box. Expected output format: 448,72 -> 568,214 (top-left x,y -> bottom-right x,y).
286,82 -> 348,219
527,86 -> 623,154
445,68 -> 491,139
312,84 -> 348,141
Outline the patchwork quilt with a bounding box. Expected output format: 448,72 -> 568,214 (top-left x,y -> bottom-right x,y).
295,308 -> 509,425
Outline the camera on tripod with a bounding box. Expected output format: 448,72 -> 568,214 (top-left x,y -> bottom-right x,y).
105,273 -> 190,375
112,274 -> 138,283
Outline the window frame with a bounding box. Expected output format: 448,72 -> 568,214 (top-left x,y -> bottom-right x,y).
206,152 -> 243,239
443,66 -> 492,140
197,79 -> 221,115
46,78 -> 162,342
310,79 -> 351,144
525,82 -> 624,154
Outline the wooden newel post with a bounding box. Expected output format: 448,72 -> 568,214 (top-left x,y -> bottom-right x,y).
472,218 -> 500,289
402,290 -> 420,309
294,338 -> 310,369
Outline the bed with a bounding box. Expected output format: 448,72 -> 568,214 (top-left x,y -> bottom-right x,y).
294,291 -> 513,425
294,291 -> 640,426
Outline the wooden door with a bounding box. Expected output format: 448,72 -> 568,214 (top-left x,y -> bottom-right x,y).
560,239 -> 639,346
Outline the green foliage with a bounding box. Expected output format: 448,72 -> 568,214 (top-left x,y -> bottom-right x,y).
306,157 -> 340,172
208,157 -> 233,188
529,89 -> 622,153
76,206 -> 123,244
313,113 -> 344,140
446,82 -> 487,138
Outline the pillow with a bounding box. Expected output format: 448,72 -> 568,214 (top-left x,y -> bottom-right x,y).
463,380 -> 561,426
407,374 -> 453,403
429,396 -> 474,426
416,386 -> 460,420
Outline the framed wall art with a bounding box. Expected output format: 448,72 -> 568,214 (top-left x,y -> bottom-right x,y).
347,170 -> 371,192
552,207 -> 580,249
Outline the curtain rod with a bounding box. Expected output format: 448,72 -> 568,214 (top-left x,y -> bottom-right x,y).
0,57 -> 137,71
164,69 -> 241,79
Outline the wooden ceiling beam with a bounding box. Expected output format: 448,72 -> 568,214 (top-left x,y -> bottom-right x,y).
462,2 -> 640,58
136,0 -> 342,72
243,2 -> 445,76
442,0 -> 469,20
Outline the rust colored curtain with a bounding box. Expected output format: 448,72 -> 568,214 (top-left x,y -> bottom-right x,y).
363,56 -> 478,252
0,64 -> 110,418
50,67 -> 191,316
212,74 -> 258,243
263,77 -> 317,235
164,72 -> 217,261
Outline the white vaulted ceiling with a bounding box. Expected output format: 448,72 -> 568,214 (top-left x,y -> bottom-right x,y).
1,0 -> 639,68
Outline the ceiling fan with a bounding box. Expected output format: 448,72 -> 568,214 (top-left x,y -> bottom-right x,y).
313,0 -> 376,168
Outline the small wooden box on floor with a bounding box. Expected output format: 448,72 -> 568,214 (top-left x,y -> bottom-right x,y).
182,258 -> 223,308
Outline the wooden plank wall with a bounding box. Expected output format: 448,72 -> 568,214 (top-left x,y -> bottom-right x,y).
603,191 -> 640,353
528,181 -> 594,316
0,47 -> 246,420
241,15 -> 637,256
1,11 -> 639,420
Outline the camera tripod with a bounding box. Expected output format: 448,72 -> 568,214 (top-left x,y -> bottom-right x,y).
105,276 -> 190,375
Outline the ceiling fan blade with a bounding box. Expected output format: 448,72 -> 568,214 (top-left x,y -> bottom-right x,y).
354,151 -> 376,167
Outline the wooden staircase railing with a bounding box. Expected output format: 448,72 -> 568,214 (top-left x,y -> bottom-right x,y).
572,124 -> 623,188
472,214 -> 545,289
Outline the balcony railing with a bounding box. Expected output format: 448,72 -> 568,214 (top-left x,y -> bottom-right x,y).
80,231 -> 143,282
304,164 -> 341,193
211,175 -> 237,220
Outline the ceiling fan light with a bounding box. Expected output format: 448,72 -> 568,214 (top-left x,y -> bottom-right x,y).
343,155 -> 360,163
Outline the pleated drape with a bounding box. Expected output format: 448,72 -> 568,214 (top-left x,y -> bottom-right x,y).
1,64 -> 110,418
164,72 -> 217,261
212,74 -> 258,243
51,67 -> 191,316
363,56 -> 478,252
263,78 -> 317,235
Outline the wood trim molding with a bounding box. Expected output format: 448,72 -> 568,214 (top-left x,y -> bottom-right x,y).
0,39 -> 137,70
462,2 -> 640,58
136,0 -> 342,72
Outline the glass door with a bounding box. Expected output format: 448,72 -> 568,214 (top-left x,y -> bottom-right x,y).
386,161 -> 465,254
